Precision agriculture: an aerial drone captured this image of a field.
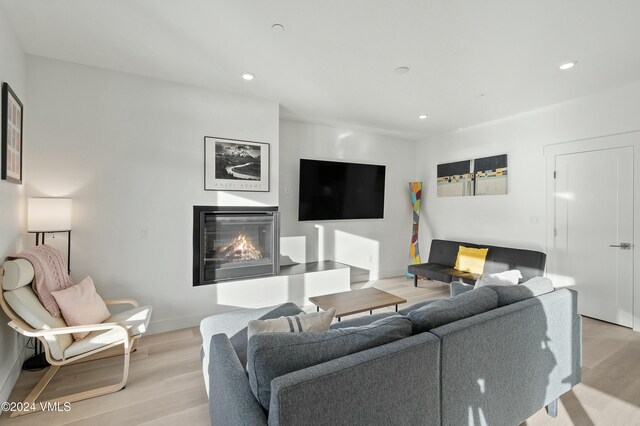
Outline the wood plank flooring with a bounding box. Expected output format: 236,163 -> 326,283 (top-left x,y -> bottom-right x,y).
2,276 -> 639,425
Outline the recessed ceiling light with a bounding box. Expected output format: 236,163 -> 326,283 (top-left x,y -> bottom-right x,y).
242,73 -> 255,81
272,24 -> 285,31
418,114 -> 428,120
559,61 -> 577,70
394,66 -> 410,75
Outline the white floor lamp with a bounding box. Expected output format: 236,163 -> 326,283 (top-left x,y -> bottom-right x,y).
27,197 -> 72,273
24,197 -> 72,370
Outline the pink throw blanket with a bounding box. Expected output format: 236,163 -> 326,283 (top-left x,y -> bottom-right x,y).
8,244 -> 73,317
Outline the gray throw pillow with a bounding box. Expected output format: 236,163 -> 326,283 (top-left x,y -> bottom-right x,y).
488,276 -> 554,306
247,308 -> 335,340
247,315 -> 412,411
407,287 -> 498,334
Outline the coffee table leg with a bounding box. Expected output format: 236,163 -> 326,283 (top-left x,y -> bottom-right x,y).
317,306 -> 319,312
395,305 -> 398,312
369,310 -> 372,315
338,317 -> 341,322
414,275 -> 418,287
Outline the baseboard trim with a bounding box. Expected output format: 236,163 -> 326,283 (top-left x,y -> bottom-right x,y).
377,269 -> 406,279
147,313 -> 210,335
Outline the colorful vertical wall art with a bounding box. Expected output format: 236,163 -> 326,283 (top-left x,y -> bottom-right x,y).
437,154 -> 507,197
407,181 -> 422,277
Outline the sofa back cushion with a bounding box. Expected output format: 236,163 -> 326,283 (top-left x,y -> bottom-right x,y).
482,246 -> 546,282
408,287 -> 498,334
487,277 -> 554,306
247,315 -> 412,411
427,239 -> 479,266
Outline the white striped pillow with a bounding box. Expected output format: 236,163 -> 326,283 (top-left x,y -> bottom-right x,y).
247,308 -> 335,340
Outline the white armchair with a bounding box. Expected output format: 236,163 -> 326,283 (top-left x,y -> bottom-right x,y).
0,259 -> 152,418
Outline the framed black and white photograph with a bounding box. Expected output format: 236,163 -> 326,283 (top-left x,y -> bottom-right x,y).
204,136 -> 270,192
1,82 -> 23,184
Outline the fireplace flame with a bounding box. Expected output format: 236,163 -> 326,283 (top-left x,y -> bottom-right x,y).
215,233 -> 263,262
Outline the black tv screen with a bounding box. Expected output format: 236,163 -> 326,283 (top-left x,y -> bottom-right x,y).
298,159 -> 386,221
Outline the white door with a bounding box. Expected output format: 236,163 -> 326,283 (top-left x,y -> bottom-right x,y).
554,147 -> 634,327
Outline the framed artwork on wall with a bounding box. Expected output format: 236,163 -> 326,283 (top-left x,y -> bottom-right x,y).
1,82 -> 23,184
436,154 -> 508,197
474,154 -> 508,195
436,160 -> 473,197
204,136 -> 270,192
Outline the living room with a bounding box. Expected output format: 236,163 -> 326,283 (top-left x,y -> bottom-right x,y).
1,1 -> 639,425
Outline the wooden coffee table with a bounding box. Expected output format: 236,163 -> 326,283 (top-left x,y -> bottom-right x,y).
309,287 -> 407,321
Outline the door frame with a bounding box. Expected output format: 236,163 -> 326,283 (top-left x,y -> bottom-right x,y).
545,131 -> 639,331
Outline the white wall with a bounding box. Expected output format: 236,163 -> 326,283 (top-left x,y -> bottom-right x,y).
0,6 -> 27,403
416,81 -> 640,330
25,56 -> 280,333
416,81 -> 640,250
279,120 -> 417,279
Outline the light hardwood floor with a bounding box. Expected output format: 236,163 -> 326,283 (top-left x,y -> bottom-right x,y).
2,277 -> 639,425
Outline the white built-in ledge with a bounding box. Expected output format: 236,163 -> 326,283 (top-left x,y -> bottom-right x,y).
204,261 -> 351,309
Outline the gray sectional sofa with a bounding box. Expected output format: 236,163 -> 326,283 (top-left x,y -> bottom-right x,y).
200,280 -> 581,425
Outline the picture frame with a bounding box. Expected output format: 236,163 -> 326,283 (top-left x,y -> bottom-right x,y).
1,82 -> 23,184
204,136 -> 270,192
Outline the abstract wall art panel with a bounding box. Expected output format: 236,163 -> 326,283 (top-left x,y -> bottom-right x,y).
436,160 -> 473,197
474,154 -> 508,195
436,154 -> 508,197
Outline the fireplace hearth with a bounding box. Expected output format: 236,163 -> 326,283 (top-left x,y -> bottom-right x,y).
193,206 -> 279,286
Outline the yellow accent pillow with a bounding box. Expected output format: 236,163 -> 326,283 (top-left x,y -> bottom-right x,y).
454,246 -> 489,275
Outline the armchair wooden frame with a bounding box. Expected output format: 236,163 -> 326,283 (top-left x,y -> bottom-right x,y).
0,296 -> 142,418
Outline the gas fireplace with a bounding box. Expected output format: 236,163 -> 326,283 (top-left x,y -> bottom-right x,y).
193,206 -> 279,286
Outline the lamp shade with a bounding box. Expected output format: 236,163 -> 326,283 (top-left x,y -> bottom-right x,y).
27,198 -> 72,232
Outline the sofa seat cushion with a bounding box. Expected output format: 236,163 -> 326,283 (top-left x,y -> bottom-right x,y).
64,305 -> 152,359
444,268 -> 481,283
487,277 -> 555,307
408,287 -> 498,334
247,315 -> 412,411
408,263 -> 454,282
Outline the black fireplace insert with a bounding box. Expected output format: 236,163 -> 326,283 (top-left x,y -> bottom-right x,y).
193,206 -> 280,286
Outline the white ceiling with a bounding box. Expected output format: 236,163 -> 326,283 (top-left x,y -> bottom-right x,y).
2,0 -> 640,139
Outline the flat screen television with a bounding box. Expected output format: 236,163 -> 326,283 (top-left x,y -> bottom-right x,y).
298,159 -> 386,221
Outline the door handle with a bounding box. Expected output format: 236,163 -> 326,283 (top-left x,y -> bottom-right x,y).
609,243 -> 631,250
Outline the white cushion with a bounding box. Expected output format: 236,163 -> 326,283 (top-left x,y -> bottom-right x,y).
247,308 -> 335,340
63,305 -> 152,359
3,286 -> 72,360
1,259 -> 35,290
475,269 -> 523,288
